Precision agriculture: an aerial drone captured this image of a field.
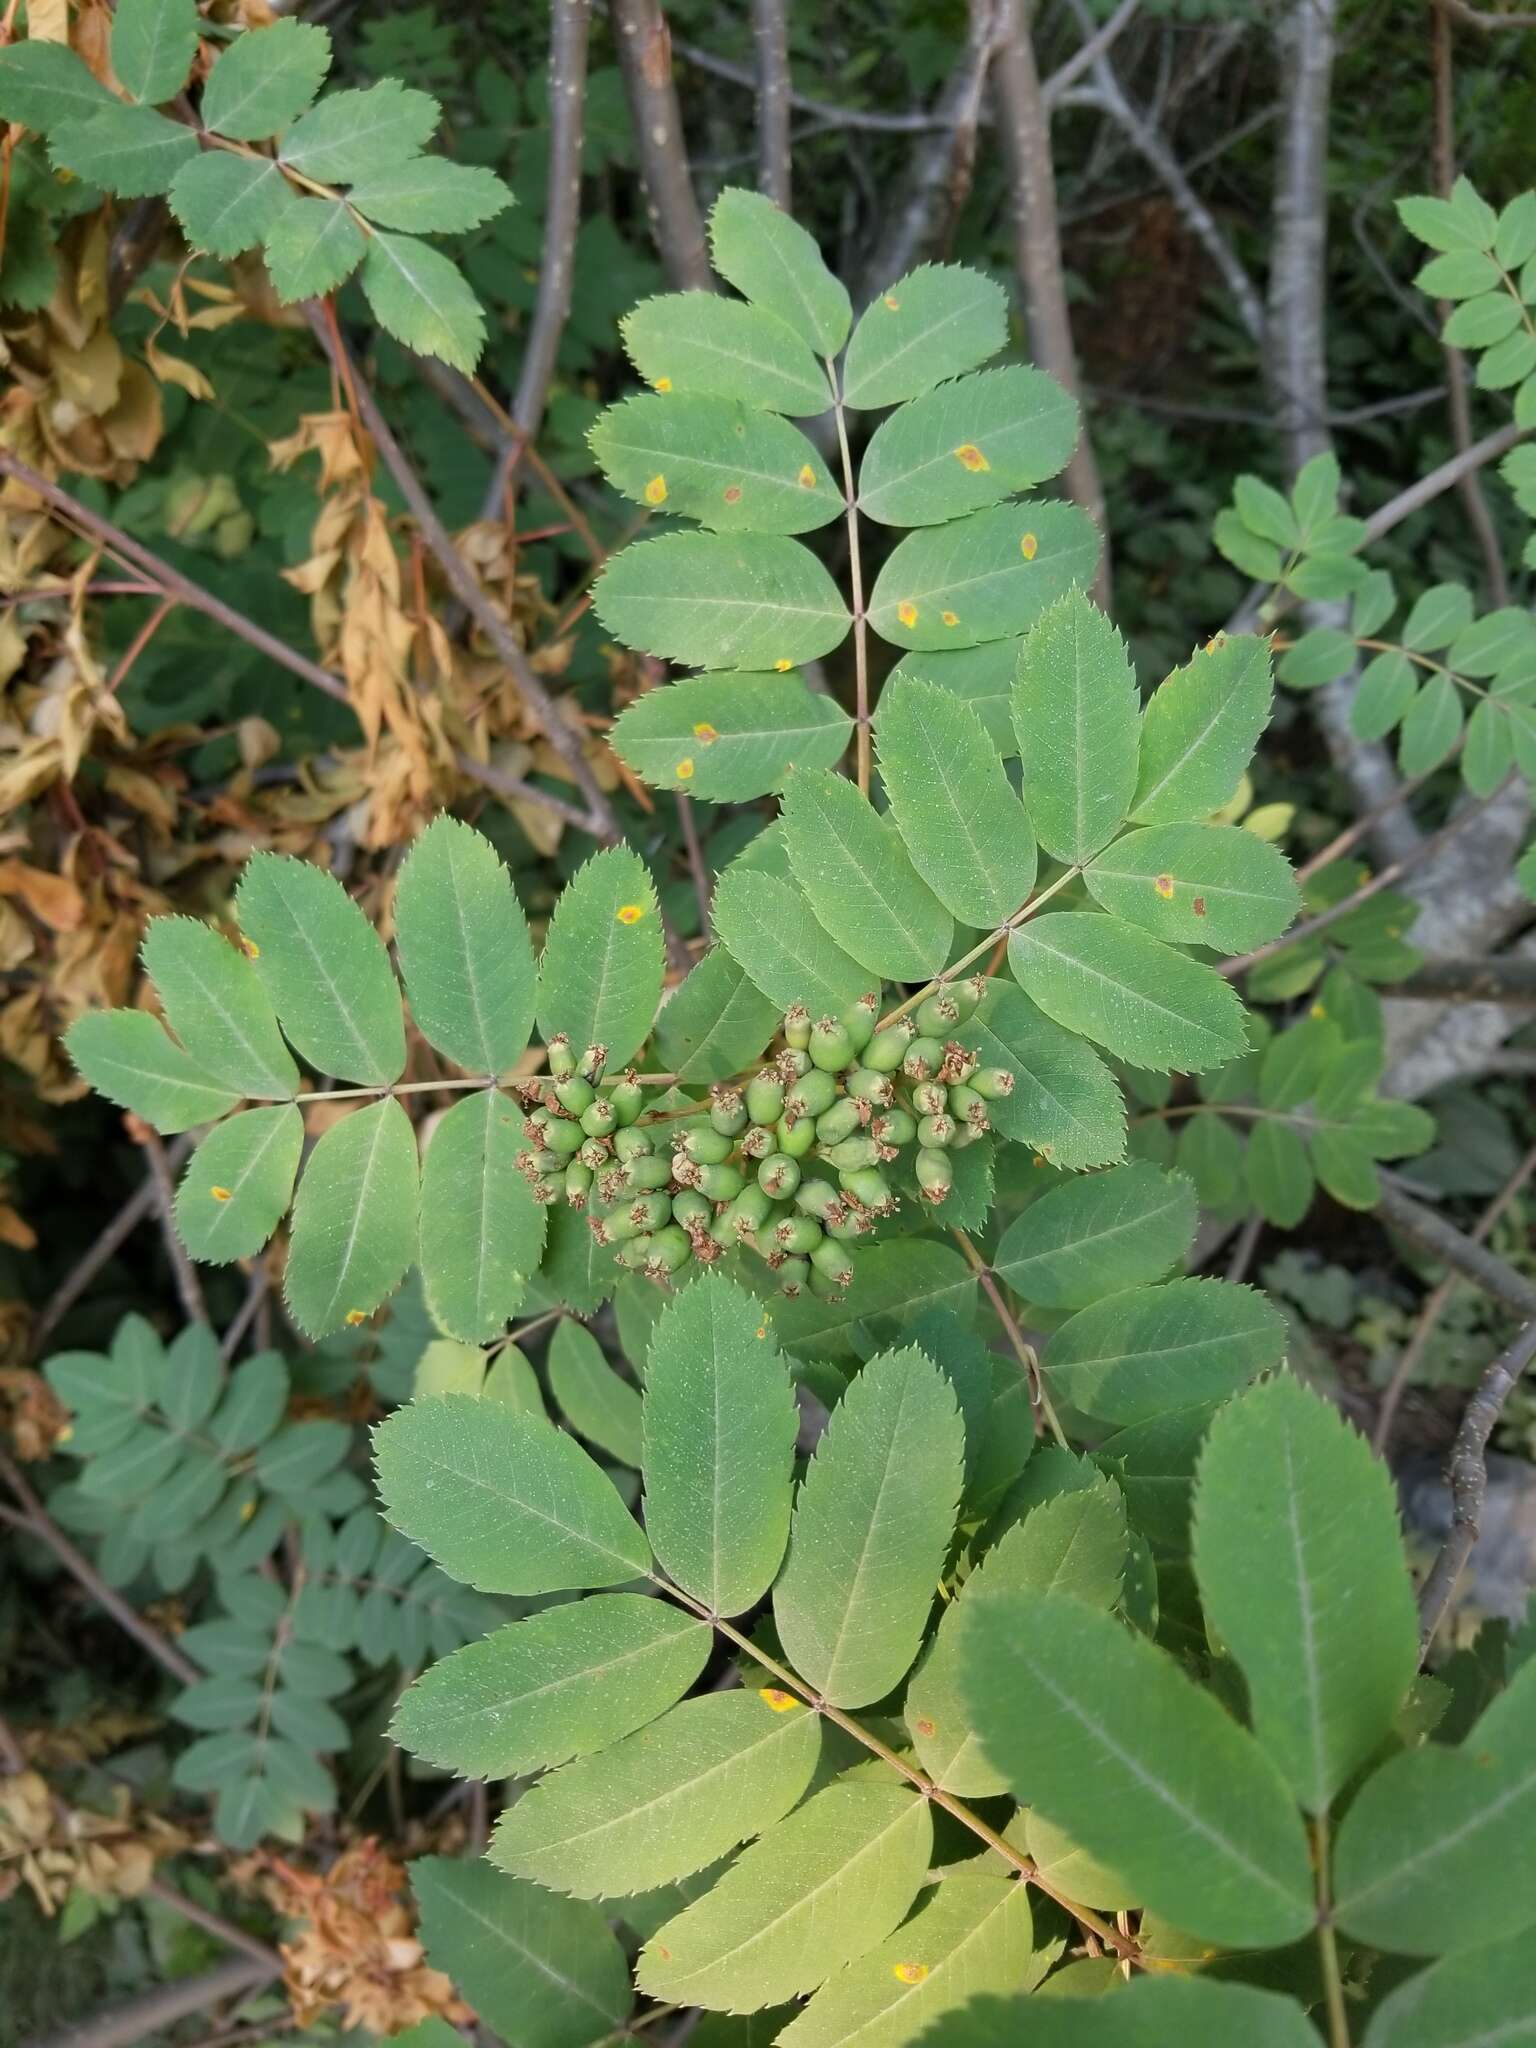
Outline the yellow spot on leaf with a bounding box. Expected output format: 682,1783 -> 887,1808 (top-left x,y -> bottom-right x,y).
759,1688 -> 799,1712
723,485 -> 743,503
210,1185 -> 233,1203
644,474 -> 668,505
240,1498 -> 257,1521
1310,1002 -> 1327,1019
676,758 -> 695,780
913,1716 -> 936,1738
1203,632 -> 1227,653
897,600 -> 919,628
616,903 -> 646,925
345,1309 -> 368,1327
883,294 -> 900,310
941,610 -> 959,628
953,443 -> 989,472
239,936 -> 259,958
756,1323 -> 768,1340
798,464 -> 817,489
1020,532 -> 1038,560
1154,874 -> 1175,901
693,722 -> 720,743
893,1964 -> 929,1986
653,377 -> 672,393
774,658 -> 793,672
56,1424 -> 73,1445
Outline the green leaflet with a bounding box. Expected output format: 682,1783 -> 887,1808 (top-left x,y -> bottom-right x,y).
1008,912 -> 1249,1072
1084,824 -> 1300,955
1362,1929 -> 1536,2048
373,1393 -> 650,1594
391,1596 -> 710,1781
1131,634 -> 1274,824
1245,1117 -> 1315,1227
360,231 -> 485,374
643,1273 -> 797,1615
0,42 -> 116,133
491,1689 -> 821,1898
284,1098 -> 419,1337
348,158 -> 512,233
868,501 -> 1101,651
887,643 -> 1018,757
780,768 -> 953,983
1192,1375 -> 1418,1813
622,293 -> 830,415
112,0 -> 198,105
237,853 -> 405,1086
201,18 -> 331,138
64,1011 -> 240,1134
536,847 -> 665,1068
280,78 -> 440,181
955,982 -> 1126,1170
778,1873 -> 1037,2048
652,948 -> 779,1082
1012,590 -> 1141,866
858,367 -> 1079,528
593,533 -> 850,671
611,672 -> 851,800
708,187 -> 852,358
1333,1657 -> 1536,1956
711,870 -> 873,1016
1041,1277 -> 1287,1425
637,1783 -> 933,2012
175,1105 -> 303,1263
915,1979 -> 1322,2047
549,1321 -> 643,1468
263,197 -> 365,302
537,1202 -> 621,1317
209,1352 -> 290,1455
411,1857 -> 630,2048
50,104 -> 199,198
590,395 -> 839,534
394,816 -> 537,1075
774,1348 -> 963,1707
842,264 -> 1007,410
418,1090 -> 545,1343
876,675 -> 1036,927
140,915 -> 299,1099
767,1240 -> 978,1367
168,154 -> 291,259
993,1162 -> 1197,1310
956,1588 -> 1316,1949
1025,1811 -> 1139,1914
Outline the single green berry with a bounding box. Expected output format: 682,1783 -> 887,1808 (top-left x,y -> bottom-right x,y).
809,1016 -> 855,1072
786,1068 -> 837,1120
554,1074 -> 596,1117
917,1112 -> 956,1149
542,1117 -> 585,1158
594,1204 -> 644,1245
741,1123 -> 776,1160
644,1225 -> 692,1277
841,991 -> 881,1053
696,1161 -> 746,1203
971,1066 -> 1016,1102
683,1126 -> 734,1166
843,1167 -> 895,1215
773,1212 -> 823,1256
777,1255 -> 811,1297
810,1237 -> 855,1289
861,1018 -> 913,1073
626,1153 -> 673,1191
814,1098 -> 864,1147
795,1177 -> 846,1226
564,1161 -> 593,1207
822,1134 -> 880,1173
845,1066 -> 894,1107
951,975 -> 985,1020
939,1043 -> 978,1085
777,1046 -> 812,1079
629,1190 -> 673,1233
578,1042 -> 608,1084
915,992 -> 961,1038
912,1079 -> 948,1118
826,1203 -> 875,1240
871,1107 -> 916,1149
580,1098 -> 618,1138
710,1085 -> 748,1136
915,1147 -> 953,1201
903,1037 -> 944,1082
776,1114 -> 817,1159
614,1125 -> 655,1160
578,1136 -> 611,1171
745,1070 -> 786,1125
546,1033 -> 577,1079
534,1147 -> 565,1175
613,1232 -> 652,1269
758,1153 -> 801,1200
783,1003 -> 812,1051
947,1084 -> 989,1133
607,1073 -> 645,1125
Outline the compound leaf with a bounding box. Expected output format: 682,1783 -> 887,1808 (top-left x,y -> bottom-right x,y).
1012,590 -> 1140,865
842,264 -> 1006,410
1008,913 -> 1249,1072
536,846 -> 665,1069
593,533 -> 849,671
395,815 -> 537,1075
419,1090 -> 545,1344
175,1104 -> 304,1263
284,1097 -> 418,1337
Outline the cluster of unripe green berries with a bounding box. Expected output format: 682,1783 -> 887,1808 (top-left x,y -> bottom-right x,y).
512,979 -> 1012,1300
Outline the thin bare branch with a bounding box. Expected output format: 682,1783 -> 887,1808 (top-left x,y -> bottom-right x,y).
610,0 -> 712,289
144,1132 -> 207,1326
1385,957 -> 1536,1003
1438,0 -> 1536,25
23,1959 -> 280,2048
749,0 -> 792,208
144,1876 -> 285,1972
30,1134 -> 195,1361
1376,1179 -> 1536,1319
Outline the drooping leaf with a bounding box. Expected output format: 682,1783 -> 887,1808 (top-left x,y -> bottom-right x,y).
993,1163 -> 1196,1310
593,533 -> 850,670
590,394 -> 839,533
711,870 -> 872,1016
50,103 -> 199,197
858,367 -> 1079,527
536,846 -> 665,1068
876,675 -> 1036,927
349,157 -> 512,232
280,78 -> 439,181
1192,1375 -> 1418,1812
284,1098 -> 418,1337
780,768 -> 953,983
0,41 -> 116,133
1084,825 -> 1299,955
636,1783 -> 933,2012
373,1393 -> 650,1594
394,816 -> 537,1075
360,231 -> 486,373
492,1688 -> 822,1899
175,1104 -> 304,1263
201,18 -> 331,138
709,186 -> 853,358
236,853 -> 404,1085
956,982 -> 1125,1170
112,0 -> 198,105
391,1595 -> 710,1781
262,196 -> 365,301
140,916 -> 299,1099
611,673 -> 851,800
1012,590 -> 1140,865
1008,913 -> 1249,1072
643,1273 -> 797,1615
622,292 -> 830,414
842,264 -> 1006,410
1041,1277 -> 1287,1425
869,502 -> 1100,651
549,1320 -> 643,1468
1362,1928 -> 1536,2048
1131,635 -> 1274,824
774,1347 -> 963,1707
168,154 -> 292,259
419,1090 -> 545,1344
913,1979 -> 1322,2047
652,948 -> 779,1082
957,1588 -> 1316,1948
65,1010 -> 239,1134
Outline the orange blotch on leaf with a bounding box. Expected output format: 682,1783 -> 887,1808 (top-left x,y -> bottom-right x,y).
239,936 -> 260,958
797,464 -> 817,489
897,600 -> 919,628
953,443 -> 989,472
653,377 -> 672,393
675,758 -> 695,781
1192,896 -> 1207,917
913,1716 -> 936,1738
616,903 -> 646,925
723,485 -> 743,504
643,474 -> 668,506
759,1688 -> 799,1712
1020,532 -> 1038,560
210,1185 -> 233,1203
774,657 -> 793,672
692,722 -> 720,744
893,1964 -> 929,1986
345,1309 -> 368,1327
941,610 -> 959,628
883,293 -> 900,310
1154,874 -> 1176,901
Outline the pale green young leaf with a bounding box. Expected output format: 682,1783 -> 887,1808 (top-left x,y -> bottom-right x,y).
168,154 -> 291,259
50,104 -> 198,197
140,916 -> 299,1098
1008,913 -> 1249,1072
842,264 -> 1006,410
1363,1928 -> 1536,2048
774,1347 -> 962,1707
993,1162 -> 1196,1309
549,1320 -> 643,1468
280,79 -> 439,181
955,982 -> 1125,1169
175,1105 -> 303,1263
1463,698 -> 1516,796
780,768 -> 952,983
1258,1013 -> 1339,1109
373,1393 -> 649,1594
412,1856 -> 630,2048
593,533 -> 849,671
766,1241 -> 977,1368
622,292 -> 829,414
858,367 -> 1079,528
492,1688 -> 821,1898
869,501 -> 1100,650
957,1587 -> 1316,1948
0,41 -> 115,133
284,1098 -> 418,1336
419,1090 -> 544,1343
1311,1126 -> 1381,1209
590,395 -> 839,533
1397,672 -> 1463,776
112,0 -> 198,104
65,1010 -> 239,1134
711,870 -> 873,1016
643,1272 -> 798,1616
1397,182 -> 1497,255
1193,1374 -> 1418,1813
391,1595 -> 710,1780
536,846 -> 665,1068
1084,824 -> 1300,955
611,673 -> 850,800
876,675 -> 1036,927
208,1352 -> 290,1455
360,231 -> 486,374
201,18 -> 331,138
236,853 -> 403,1084
1334,1657 -> 1536,1955
1042,1277 -> 1286,1425
349,157 -> 512,232
708,187 -> 852,357
262,197 -> 365,302
918,1978 -> 1322,2047
1245,1118 -> 1315,1227
1012,590 -> 1140,865
887,643 -> 1018,757
395,815 -> 536,1074
652,948 -> 778,1082
1130,634 -> 1274,825
637,1783 -> 932,2012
